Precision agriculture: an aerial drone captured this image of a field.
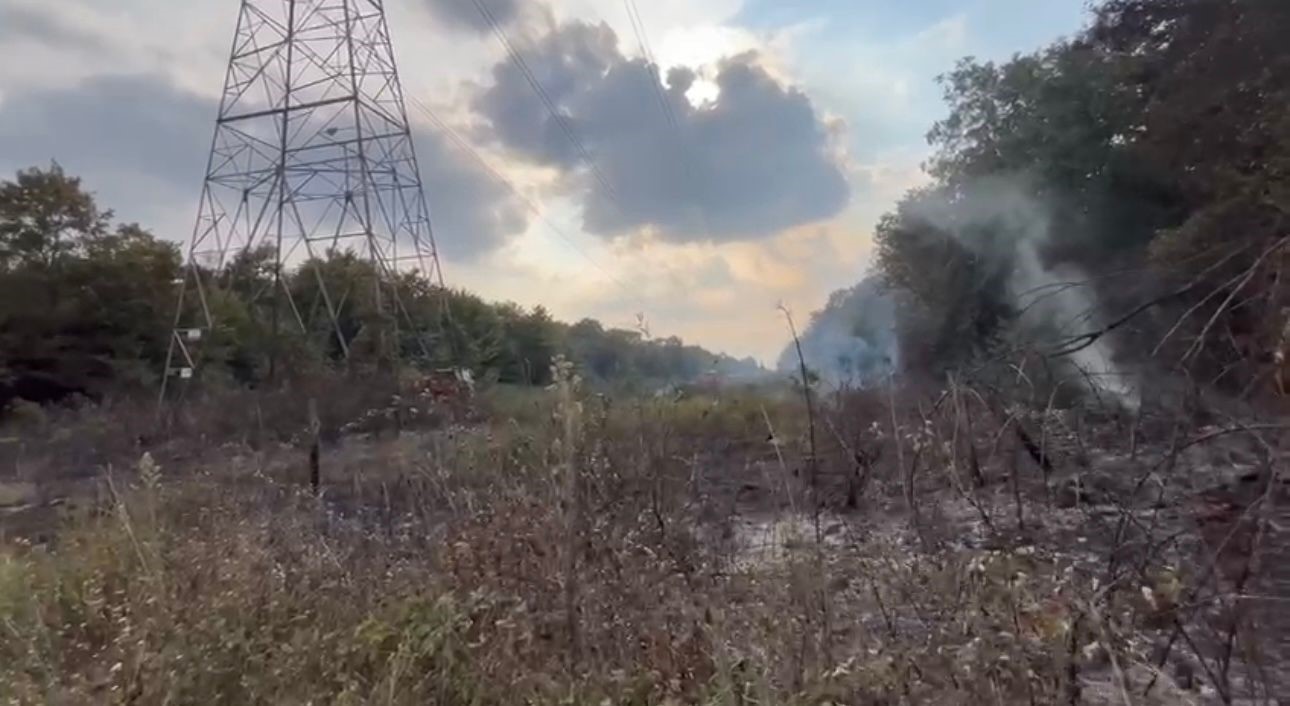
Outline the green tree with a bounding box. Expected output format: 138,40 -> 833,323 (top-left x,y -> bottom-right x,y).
871,0 -> 1290,379
498,304 -> 558,385
0,164 -> 109,271
1105,0 -> 1290,372
0,167 -> 180,400
0,163 -> 752,405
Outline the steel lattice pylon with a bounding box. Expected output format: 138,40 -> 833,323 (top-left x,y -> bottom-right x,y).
162,0 -> 444,396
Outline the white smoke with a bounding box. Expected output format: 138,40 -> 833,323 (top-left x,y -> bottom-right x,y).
777,278 -> 898,388
1013,241 -> 1140,409
783,176 -> 1139,406
912,176 -> 1139,408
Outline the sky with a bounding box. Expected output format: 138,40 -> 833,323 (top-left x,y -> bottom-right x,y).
0,0 -> 1091,363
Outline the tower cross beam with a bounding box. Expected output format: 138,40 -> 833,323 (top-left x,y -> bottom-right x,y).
218,94 -> 357,123
161,0 -> 447,404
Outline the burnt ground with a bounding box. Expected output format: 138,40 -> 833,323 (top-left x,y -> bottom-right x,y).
3,397 -> 1289,703
699,414 -> 1290,703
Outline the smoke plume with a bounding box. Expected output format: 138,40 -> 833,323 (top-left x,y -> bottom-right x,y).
909,176 -> 1139,407
777,277 -> 898,388
787,175 -> 1139,406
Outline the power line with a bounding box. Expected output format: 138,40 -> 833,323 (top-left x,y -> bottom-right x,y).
623,0 -> 682,134
620,0 -> 716,247
471,0 -> 623,208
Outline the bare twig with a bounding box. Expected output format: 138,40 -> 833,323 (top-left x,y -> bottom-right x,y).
1049,239 -> 1272,359
777,303 -> 832,669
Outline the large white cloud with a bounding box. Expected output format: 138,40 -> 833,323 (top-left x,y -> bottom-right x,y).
472,20 -> 851,243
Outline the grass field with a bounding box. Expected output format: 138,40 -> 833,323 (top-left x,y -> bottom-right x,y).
1,374 -> 1285,704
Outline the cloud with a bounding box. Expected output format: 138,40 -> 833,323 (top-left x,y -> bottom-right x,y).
913,13 -> 970,54
412,129 -> 530,260
0,4 -> 110,51
421,0 -> 521,34
0,73 -> 214,235
0,73 -> 527,259
472,21 -> 850,244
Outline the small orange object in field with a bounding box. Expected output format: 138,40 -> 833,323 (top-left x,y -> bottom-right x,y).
417,369 -> 475,404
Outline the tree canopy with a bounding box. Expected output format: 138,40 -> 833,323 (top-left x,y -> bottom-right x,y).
0,165 -> 760,409
848,0 -> 1290,395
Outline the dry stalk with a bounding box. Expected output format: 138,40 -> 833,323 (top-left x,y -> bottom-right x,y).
778,303 -> 832,670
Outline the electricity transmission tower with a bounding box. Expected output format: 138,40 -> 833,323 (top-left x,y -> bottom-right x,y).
162,0 -> 444,398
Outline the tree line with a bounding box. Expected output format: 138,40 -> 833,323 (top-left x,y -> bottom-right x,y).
0,165 -> 760,409
795,0 -> 1289,399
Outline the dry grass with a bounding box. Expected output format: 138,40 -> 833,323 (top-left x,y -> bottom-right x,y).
1,367 -> 1286,704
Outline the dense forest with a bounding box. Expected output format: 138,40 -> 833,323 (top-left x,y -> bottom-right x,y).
0,165 -> 761,409
790,0 -> 1290,404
